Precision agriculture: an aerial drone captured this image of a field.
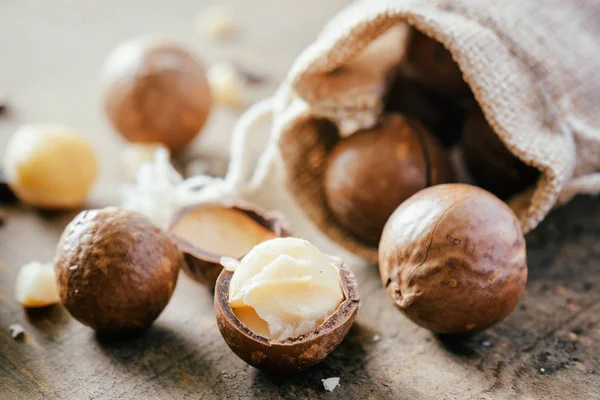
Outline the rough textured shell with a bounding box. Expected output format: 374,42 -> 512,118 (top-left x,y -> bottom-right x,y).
214,258 -> 359,373
54,207 -> 182,333
169,199 -> 291,288
379,184 -> 527,334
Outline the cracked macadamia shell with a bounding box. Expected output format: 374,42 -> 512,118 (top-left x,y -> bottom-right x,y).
379,184 -> 527,334
169,201 -> 290,288
324,113 -> 455,245
102,38 -> 212,150
215,257 -> 359,373
55,207 -> 182,333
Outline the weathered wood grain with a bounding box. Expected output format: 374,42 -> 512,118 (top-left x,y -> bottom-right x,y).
1,1 -> 599,399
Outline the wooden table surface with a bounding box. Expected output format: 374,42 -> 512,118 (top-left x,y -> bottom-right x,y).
1,1 -> 599,399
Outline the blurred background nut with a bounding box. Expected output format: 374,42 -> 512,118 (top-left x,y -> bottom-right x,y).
102,38 -> 212,150
3,124 -> 97,209
379,184 -> 528,334
15,261 -> 60,308
196,5 -> 237,39
207,62 -> 245,107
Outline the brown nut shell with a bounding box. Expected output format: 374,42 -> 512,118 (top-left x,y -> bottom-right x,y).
102,38 -> 212,150
55,207 -> 182,334
379,184 -> 527,334
462,110 -> 540,199
324,114 -> 455,245
215,258 -> 359,373
169,200 -> 291,288
405,29 -> 470,97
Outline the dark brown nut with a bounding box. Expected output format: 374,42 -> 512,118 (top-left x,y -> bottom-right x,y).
462,111 -> 540,199
55,207 -> 182,334
169,201 -> 290,288
379,184 -> 527,335
215,238 -> 359,373
405,29 -> 470,97
102,38 -> 212,150
385,74 -> 465,147
324,113 -> 455,245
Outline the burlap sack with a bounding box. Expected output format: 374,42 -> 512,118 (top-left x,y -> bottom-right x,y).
125,0 -> 600,264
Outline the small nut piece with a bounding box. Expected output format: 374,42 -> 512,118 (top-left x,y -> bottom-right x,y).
324,113 -> 455,245
3,125 -> 97,209
196,6 -> 236,39
405,29 -> 470,97
102,38 -> 212,150
207,62 -> 244,107
379,184 -> 528,334
215,237 -> 360,373
55,207 -> 182,333
15,261 -> 60,308
169,201 -> 289,287
462,111 -> 540,199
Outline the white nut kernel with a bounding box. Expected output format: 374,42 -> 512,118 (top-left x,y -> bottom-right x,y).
207,62 -> 244,107
197,6 -> 237,39
15,261 -> 60,308
228,237 -> 344,341
3,124 -> 97,209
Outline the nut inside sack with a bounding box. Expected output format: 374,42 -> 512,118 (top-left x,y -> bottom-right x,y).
277,23 -> 546,262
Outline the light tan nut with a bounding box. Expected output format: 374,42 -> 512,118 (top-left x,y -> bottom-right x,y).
207,62 -> 244,107
3,125 -> 97,209
15,261 -> 60,308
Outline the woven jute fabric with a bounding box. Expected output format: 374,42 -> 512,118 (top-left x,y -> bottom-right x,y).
235,0 -> 600,262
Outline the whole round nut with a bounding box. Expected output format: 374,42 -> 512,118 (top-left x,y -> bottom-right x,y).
324,114 -> 455,245
405,29 -> 470,97
462,111 -> 539,199
55,207 -> 182,333
102,38 -> 212,150
3,124 -> 97,209
379,184 -> 527,334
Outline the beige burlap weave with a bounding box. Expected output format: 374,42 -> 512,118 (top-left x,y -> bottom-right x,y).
126,0 -> 600,264
252,0 -> 600,262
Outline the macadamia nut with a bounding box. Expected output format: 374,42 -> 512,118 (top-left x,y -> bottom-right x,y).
15,261 -> 60,308
3,125 -> 97,209
102,38 -> 212,150
207,62 -> 244,107
226,237 -> 344,341
196,6 -> 236,39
